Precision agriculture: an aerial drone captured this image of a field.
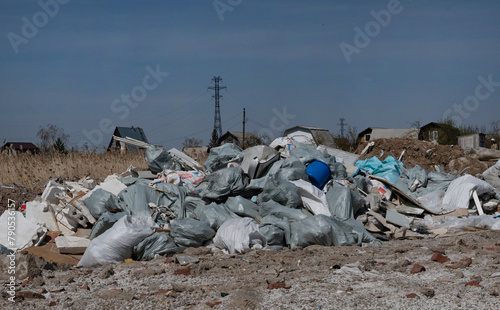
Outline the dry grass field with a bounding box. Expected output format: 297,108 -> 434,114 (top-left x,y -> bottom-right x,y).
0,150 -> 148,190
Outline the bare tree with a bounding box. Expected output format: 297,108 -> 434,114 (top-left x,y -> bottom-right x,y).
36,124 -> 69,153
183,137 -> 203,148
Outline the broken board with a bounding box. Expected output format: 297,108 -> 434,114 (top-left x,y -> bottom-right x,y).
368,175 -> 437,214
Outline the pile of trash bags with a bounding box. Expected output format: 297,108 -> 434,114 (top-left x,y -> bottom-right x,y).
2,139 -> 500,269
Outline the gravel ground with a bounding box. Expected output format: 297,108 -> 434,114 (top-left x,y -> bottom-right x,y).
2,230 -> 500,309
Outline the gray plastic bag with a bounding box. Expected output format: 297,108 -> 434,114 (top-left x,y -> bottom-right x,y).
259,200 -> 309,222
170,218 -> 216,248
290,215 -> 359,248
258,176 -> 301,208
204,143 -> 242,172
197,167 -> 250,201
146,145 -> 181,173
259,215 -> 291,246
194,202 -> 239,230
225,196 -> 259,218
84,188 -> 123,219
133,232 -> 179,260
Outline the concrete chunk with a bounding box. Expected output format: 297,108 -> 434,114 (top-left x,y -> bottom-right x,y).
55,235 -> 91,254
386,209 -> 412,228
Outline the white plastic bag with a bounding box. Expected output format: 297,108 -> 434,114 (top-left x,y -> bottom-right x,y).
442,175 -> 495,211
213,218 -> 267,254
290,179 -> 331,216
77,216 -> 155,267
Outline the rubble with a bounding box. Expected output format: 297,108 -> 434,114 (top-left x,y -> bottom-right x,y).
1,136 -> 500,308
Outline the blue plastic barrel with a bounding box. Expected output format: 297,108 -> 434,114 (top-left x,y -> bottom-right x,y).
306,160 -> 331,189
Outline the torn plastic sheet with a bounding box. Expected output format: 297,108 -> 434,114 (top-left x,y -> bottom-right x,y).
225,196 -> 259,218
170,218 -> 216,248
197,167 -> 251,201
77,216 -> 156,267
417,190 -> 447,214
355,156 -> 404,184
425,214 -> 500,231
290,179 -> 331,216
213,217 -> 267,254
258,176 -> 301,209
145,145 -> 181,173
119,183 -> 187,217
442,175 -> 496,212
204,143 -> 242,172
290,215 -> 368,248
259,215 -> 291,246
396,166 -> 456,199
132,232 -> 179,261
258,200 -> 309,222
83,188 -> 123,219
194,202 -> 239,230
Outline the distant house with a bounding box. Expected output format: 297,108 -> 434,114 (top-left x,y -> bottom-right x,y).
458,133 -> 486,149
108,126 -> 149,152
418,122 -> 460,145
182,146 -> 209,165
218,131 -> 260,148
283,126 -> 336,147
1,142 -> 40,155
358,128 -> 418,143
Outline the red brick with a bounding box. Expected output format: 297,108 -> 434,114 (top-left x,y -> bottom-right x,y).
410,264 -> 426,274
431,253 -> 450,264
81,284 -> 90,290
49,301 -> 57,307
406,293 -> 420,299
164,257 -> 174,264
21,279 -> 30,287
50,288 -> 65,293
267,282 -> 287,290
174,268 -> 191,276
465,281 -> 482,287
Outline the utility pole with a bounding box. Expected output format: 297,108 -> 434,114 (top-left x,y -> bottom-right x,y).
338,118 -> 346,137
242,108 -> 246,148
208,76 -> 226,138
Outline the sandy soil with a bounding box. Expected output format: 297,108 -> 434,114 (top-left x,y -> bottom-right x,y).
2,230 -> 500,310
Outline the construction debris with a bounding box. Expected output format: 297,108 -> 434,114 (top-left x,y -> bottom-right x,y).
1,137 -> 500,272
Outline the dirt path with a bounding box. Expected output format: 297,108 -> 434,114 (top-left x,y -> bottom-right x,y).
3,230 -> 500,309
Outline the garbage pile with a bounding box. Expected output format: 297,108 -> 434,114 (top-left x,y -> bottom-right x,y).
2,138 -> 500,268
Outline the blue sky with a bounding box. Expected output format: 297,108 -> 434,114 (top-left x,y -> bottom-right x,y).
1,0 -> 499,150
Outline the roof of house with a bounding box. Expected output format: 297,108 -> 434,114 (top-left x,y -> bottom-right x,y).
419,122 -> 458,131
358,127 -> 418,140
1,142 -> 39,150
283,126 -> 336,147
108,127 -> 149,149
